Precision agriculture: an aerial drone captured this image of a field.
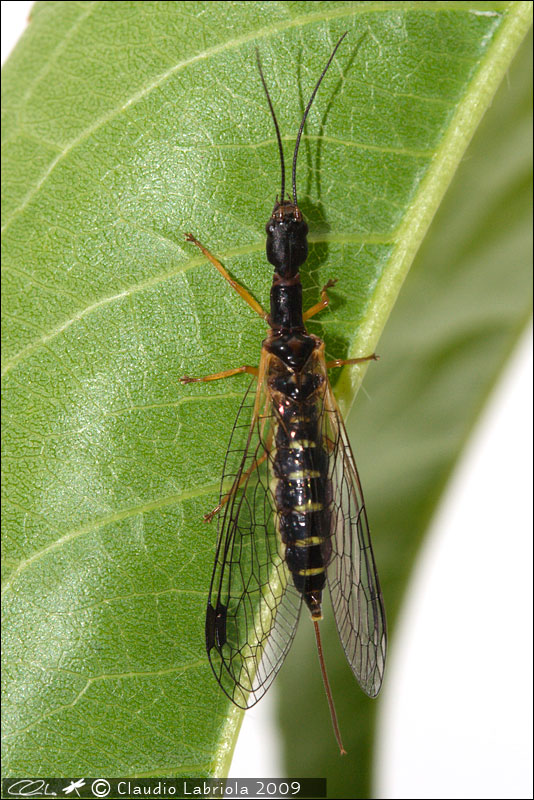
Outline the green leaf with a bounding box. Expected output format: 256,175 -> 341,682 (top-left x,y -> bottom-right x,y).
2,0 -> 531,784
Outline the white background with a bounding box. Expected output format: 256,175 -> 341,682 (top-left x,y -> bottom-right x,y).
2,3 -> 532,797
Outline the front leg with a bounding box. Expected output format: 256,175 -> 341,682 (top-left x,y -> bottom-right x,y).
303,278 -> 338,321
185,234 -> 268,320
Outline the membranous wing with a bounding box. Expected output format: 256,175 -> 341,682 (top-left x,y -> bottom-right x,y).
324,383 -> 386,697
206,363 -> 302,708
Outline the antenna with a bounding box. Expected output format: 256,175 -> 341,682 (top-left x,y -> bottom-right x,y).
292,32 -> 347,205
256,49 -> 286,203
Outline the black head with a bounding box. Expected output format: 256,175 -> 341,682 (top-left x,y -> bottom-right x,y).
265,201 -> 309,277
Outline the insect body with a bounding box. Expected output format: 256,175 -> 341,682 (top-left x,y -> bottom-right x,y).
181,34 -> 386,753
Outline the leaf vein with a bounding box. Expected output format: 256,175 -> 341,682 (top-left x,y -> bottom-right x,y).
1,485 -> 219,596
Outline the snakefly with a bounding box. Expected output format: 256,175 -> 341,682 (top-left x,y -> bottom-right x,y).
181,33 -> 386,754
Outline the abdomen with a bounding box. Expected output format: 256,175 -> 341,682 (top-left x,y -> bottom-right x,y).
270,393 -> 331,620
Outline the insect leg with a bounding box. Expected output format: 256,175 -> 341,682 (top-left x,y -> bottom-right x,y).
180,365 -> 258,384
206,405 -> 273,522
185,233 -> 268,320
204,449 -> 269,522
326,354 -> 378,369
303,279 -> 338,321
